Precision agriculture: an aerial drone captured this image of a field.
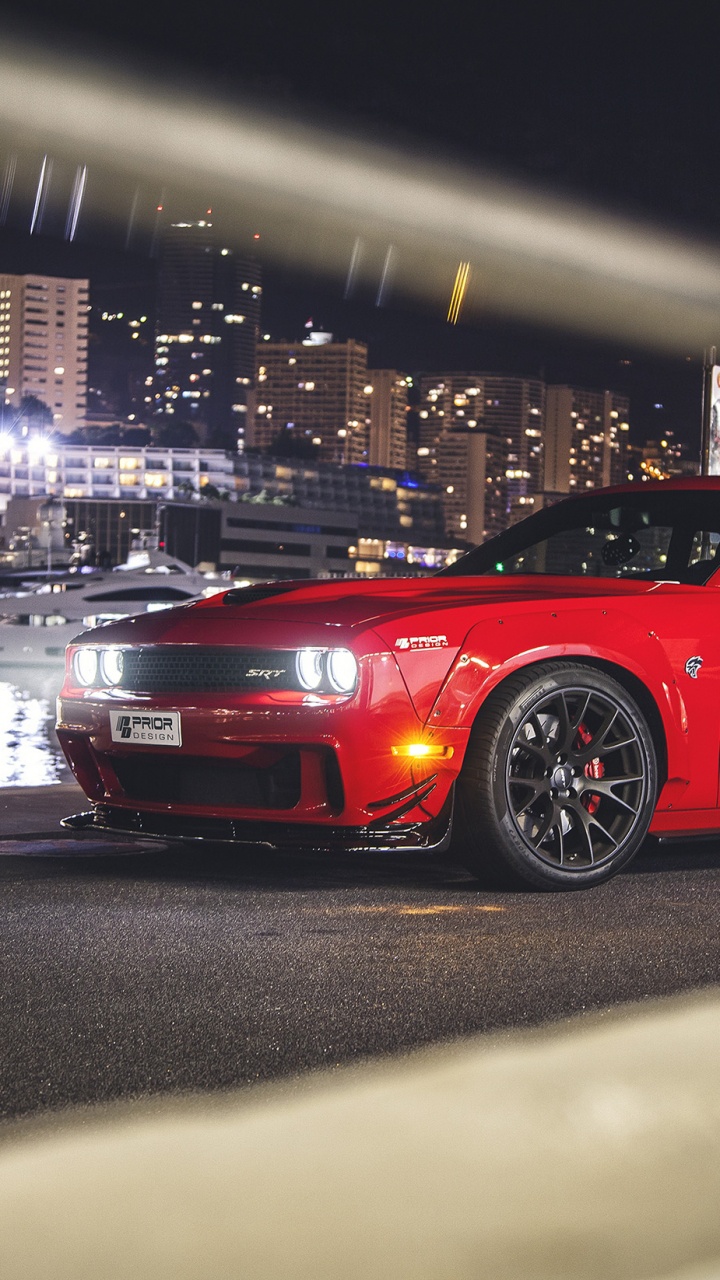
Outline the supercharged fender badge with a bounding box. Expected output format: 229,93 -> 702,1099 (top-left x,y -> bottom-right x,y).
685,656 -> 703,679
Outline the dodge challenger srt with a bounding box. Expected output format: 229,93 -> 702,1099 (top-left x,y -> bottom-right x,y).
57,478 -> 720,890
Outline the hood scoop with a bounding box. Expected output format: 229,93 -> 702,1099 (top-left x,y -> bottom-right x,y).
223,585 -> 299,607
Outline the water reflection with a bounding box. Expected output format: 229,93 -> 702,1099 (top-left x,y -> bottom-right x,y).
0,667 -> 71,787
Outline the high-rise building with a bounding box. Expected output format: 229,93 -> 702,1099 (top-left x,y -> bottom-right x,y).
366,369 -> 409,470
434,425 -> 509,542
544,385 -> 629,492
151,217 -> 261,450
416,373 -> 544,539
253,333 -> 371,463
0,273 -> 89,434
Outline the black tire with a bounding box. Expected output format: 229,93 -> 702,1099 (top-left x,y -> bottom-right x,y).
454,662 -> 658,891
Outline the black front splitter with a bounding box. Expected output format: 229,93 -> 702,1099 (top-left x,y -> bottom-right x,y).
61,793 -> 454,856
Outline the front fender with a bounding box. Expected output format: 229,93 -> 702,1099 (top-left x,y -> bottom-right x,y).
426,607 -> 692,804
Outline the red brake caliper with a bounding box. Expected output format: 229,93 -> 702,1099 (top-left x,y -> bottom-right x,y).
576,723 -> 604,814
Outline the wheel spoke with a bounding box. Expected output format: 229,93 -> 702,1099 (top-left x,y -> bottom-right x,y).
528,804 -> 558,849
582,778 -> 641,815
599,735 -> 639,754
513,739 -> 549,766
571,805 -> 596,862
526,713 -> 555,760
575,707 -> 620,760
510,778 -> 548,816
554,692 -> 572,753
570,690 -> 592,735
556,817 -> 565,865
575,803 -> 619,857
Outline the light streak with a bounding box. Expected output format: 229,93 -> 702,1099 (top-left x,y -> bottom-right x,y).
1,34 -> 720,350
344,236 -> 363,298
125,186 -> 140,249
0,154 -> 16,225
64,163 -> 87,241
376,244 -> 395,307
447,261 -> 471,324
29,154 -> 52,234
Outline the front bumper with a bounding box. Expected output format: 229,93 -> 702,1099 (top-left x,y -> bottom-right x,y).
56,654 -> 466,839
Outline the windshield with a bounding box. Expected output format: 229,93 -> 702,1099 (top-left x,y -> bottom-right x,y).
438,491 -> 720,585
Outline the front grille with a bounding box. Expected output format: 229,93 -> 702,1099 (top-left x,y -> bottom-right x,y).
120,646 -> 295,693
112,751 -> 301,809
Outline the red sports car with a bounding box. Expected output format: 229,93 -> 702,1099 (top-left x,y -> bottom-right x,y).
58,478 -> 720,890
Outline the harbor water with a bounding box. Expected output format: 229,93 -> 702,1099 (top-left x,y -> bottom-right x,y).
0,664 -> 73,787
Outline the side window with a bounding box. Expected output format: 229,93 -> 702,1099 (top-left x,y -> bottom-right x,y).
688,530 -> 720,566
499,523 -> 673,577
618,524 -> 673,575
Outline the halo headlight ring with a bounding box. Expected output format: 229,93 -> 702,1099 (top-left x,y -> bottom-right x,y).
326,648 -> 358,694
100,648 -> 124,686
73,647 -> 99,687
296,648 -> 325,690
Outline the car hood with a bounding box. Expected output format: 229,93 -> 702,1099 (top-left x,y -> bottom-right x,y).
201,573 -> 667,628
69,573 -> 682,652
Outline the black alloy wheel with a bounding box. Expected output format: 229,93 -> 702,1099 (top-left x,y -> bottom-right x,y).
454,662 -> 658,890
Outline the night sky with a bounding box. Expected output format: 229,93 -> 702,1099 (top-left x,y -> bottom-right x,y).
0,2 -> 717,449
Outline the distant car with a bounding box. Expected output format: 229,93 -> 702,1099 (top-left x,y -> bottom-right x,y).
57,478 -> 720,890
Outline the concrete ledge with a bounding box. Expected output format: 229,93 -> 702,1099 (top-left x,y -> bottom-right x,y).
2,990 -> 720,1278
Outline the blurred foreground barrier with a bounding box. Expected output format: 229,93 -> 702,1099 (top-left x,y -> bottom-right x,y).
2,991 -> 720,1278
2,33 -> 720,353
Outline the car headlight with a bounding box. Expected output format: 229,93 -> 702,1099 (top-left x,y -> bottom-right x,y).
100,647 -> 124,686
326,648 -> 357,694
73,647 -> 98,686
296,647 -> 325,690
295,647 -> 358,694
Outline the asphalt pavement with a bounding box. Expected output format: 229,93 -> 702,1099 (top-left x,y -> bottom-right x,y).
2,783 -> 720,1124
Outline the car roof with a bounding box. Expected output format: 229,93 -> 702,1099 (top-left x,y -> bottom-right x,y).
571,477 -> 718,499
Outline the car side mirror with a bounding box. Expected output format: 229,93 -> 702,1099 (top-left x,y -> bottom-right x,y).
601,534 -> 640,567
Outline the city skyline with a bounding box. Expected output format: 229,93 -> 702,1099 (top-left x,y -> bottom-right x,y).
0,220 -> 703,459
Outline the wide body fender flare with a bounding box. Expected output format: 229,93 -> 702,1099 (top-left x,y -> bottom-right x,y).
426,609 -> 692,806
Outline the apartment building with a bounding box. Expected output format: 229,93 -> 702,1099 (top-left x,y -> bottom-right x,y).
0,273 -> 89,433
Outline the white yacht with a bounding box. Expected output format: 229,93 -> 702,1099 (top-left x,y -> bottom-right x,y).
0,541 -> 232,669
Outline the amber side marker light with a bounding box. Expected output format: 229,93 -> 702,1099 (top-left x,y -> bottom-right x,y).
391,744 -> 454,759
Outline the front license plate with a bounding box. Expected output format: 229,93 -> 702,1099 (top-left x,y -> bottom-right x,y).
110,709 -> 182,747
